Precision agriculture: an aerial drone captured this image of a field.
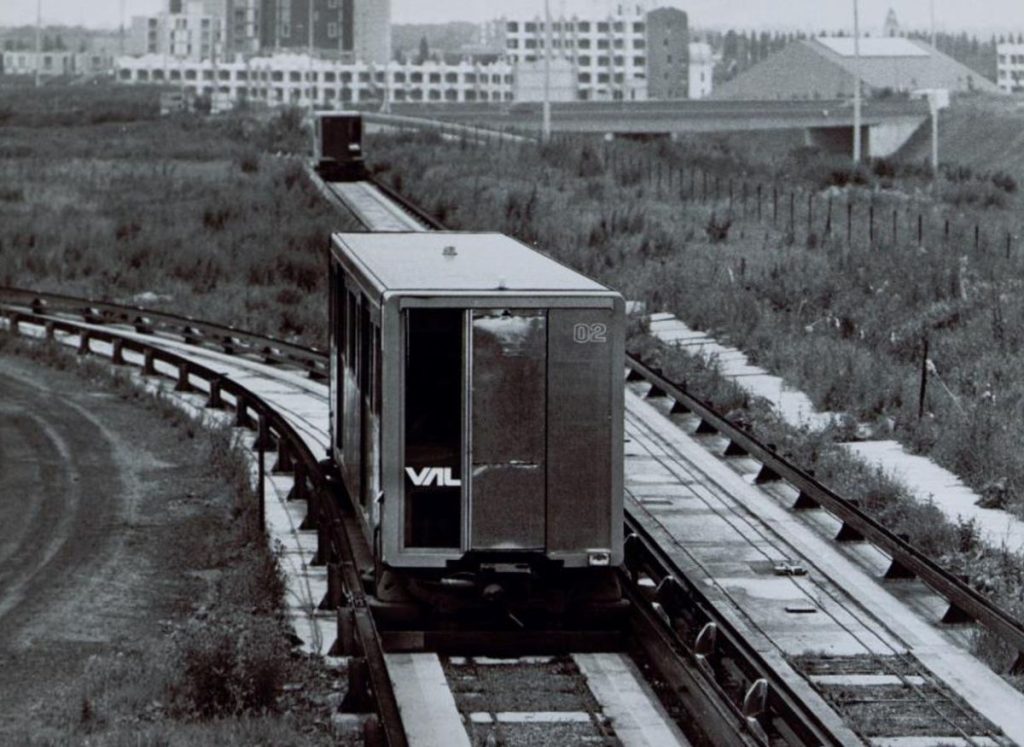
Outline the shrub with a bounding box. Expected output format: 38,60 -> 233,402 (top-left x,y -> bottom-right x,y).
705,211 -> 732,243
169,613 -> 289,718
991,170 -> 1018,194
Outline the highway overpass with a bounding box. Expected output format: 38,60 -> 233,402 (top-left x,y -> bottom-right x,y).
369,99 -> 931,158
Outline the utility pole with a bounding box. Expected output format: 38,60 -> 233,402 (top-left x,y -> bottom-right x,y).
930,0 -> 939,192
119,0 -> 125,56
542,0 -> 552,144
34,0 -> 42,88
308,0 -> 315,111
852,0 -> 862,163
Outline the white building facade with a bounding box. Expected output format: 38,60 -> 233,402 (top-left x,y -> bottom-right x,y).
503,5 -> 651,101
2,50 -> 115,77
129,1 -> 225,62
687,41 -> 713,100
996,43 -> 1024,93
116,53 -> 514,107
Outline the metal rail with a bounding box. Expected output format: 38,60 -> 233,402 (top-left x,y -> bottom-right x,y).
0,306 -> 406,747
626,356 -> 1024,677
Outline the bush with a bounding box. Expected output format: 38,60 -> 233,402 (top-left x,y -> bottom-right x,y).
991,170 -> 1018,194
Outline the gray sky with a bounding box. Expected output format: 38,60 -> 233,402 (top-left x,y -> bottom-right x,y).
1,1 -> 1022,33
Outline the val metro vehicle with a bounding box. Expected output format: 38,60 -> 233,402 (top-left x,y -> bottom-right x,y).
328,231 -> 625,625
313,111 -> 365,181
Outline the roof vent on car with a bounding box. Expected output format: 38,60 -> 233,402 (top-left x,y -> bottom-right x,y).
442,245 -> 457,257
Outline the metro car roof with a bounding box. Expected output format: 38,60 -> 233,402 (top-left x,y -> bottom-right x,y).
332,232 -> 614,294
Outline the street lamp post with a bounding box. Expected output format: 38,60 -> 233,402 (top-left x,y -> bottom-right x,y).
930,0 -> 939,191
35,0 -> 42,88
542,0 -> 552,144
852,0 -> 862,163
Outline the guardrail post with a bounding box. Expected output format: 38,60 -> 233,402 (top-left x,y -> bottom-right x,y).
235,398 -> 253,429
695,418 -> 718,435
669,399 -> 690,415
940,602 -> 973,625
175,361 -> 193,392
625,369 -> 645,382
753,463 -> 780,484
883,556 -> 915,580
300,487 -> 319,531
723,440 -> 748,457
330,605 -> 357,655
111,338 -> 125,365
77,331 -> 90,355
183,326 -> 200,345
287,462 -> 307,502
30,297 -> 46,315
7,312 -> 19,335
254,415 -> 276,452
273,441 -> 295,474
321,562 -> 343,611
644,384 -> 668,399
143,349 -> 156,375
44,321 -> 55,340
341,657 -> 372,713
1011,652 -> 1024,676
834,521 -> 865,542
206,375 -> 225,409
134,316 -> 153,334
791,491 -> 819,510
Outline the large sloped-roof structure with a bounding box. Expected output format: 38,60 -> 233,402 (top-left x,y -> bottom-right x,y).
713,37 -> 997,100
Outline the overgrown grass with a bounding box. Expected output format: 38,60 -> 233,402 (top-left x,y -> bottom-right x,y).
0,332 -> 346,745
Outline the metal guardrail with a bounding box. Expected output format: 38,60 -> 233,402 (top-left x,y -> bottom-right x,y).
626,356 -> 1024,677
0,305 -> 406,747
623,512 -> 850,746
0,287 -> 327,378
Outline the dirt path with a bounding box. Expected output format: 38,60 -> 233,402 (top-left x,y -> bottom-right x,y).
0,355 -> 226,737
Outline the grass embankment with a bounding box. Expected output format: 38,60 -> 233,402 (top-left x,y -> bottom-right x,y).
0,333 -> 347,745
0,80 -> 358,348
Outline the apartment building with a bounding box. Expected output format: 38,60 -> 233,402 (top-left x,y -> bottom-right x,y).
645,7 -> 689,99
503,5 -> 651,101
257,0 -> 389,63
2,50 -> 114,77
116,53 -> 513,107
996,43 -> 1024,93
501,4 -> 695,101
128,1 -> 224,61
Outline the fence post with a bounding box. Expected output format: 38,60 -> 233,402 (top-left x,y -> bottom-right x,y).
847,201 -> 852,244
702,171 -> 707,202
757,184 -> 762,220
869,203 -> 875,246
788,191 -> 795,232
918,336 -> 929,421
807,192 -> 813,235
918,213 -> 923,245
772,185 -> 778,225
893,209 -> 898,246
974,224 -> 980,252
1007,232 -> 1013,259
728,179 -> 734,211
825,198 -> 833,238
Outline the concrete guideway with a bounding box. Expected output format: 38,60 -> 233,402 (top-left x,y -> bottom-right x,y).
625,384 -> 1024,745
